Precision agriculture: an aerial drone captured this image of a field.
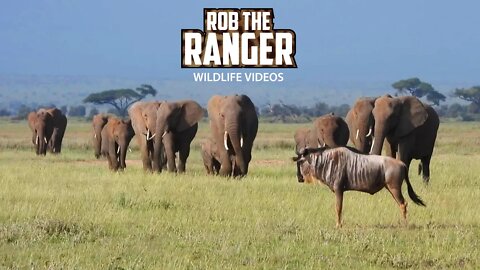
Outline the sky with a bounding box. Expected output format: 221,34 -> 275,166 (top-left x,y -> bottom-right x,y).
1,0 -> 479,86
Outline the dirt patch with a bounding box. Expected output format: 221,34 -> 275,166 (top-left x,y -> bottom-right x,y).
253,159 -> 288,166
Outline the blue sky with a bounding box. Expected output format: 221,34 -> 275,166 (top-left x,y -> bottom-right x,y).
1,0 -> 479,85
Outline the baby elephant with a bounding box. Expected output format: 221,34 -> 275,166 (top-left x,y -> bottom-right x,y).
101,117 -> 134,171
201,138 -> 221,175
293,147 -> 425,228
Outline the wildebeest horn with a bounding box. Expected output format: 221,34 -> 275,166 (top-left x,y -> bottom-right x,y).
35,135 -> 39,145
366,127 -> 372,137
224,131 -> 229,150
355,129 -> 359,140
117,146 -> 120,154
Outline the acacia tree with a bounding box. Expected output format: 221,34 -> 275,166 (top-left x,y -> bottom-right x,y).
453,86 -> 480,113
83,84 -> 157,117
392,77 -> 446,106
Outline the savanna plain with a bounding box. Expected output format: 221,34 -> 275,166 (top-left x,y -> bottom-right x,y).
0,119 -> 479,269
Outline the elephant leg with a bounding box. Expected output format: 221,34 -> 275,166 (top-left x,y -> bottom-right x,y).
218,151 -> 232,177
421,156 -> 431,184
212,159 -> 221,175
138,138 -> 152,171
163,133 -> 177,173
109,141 -> 119,171
177,144 -> 190,173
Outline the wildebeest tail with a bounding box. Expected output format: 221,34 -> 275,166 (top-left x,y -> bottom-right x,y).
404,166 -> 426,206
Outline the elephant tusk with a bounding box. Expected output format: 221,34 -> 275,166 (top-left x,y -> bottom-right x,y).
149,133 -> 156,140
224,131 -> 229,150
162,131 -> 167,138
369,137 -> 375,154
44,137 -> 47,144
366,127 -> 372,137
117,146 -> 121,154
35,135 -> 39,145
94,133 -> 97,139
128,147 -> 132,152
146,130 -> 150,141
322,142 -> 326,147
240,136 -> 244,147
355,129 -> 359,140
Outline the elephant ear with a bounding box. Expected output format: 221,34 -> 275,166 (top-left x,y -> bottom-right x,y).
176,100 -> 204,132
395,96 -> 428,138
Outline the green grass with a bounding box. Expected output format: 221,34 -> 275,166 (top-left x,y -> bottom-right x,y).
0,119 -> 479,269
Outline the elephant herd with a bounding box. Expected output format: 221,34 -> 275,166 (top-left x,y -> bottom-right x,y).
28,95 -> 258,177
295,94 -> 439,184
27,94 -> 438,184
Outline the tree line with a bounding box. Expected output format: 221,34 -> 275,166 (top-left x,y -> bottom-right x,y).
1,78 -> 480,122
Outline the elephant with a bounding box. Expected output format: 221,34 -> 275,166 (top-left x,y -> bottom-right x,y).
312,113 -> 349,148
293,113 -> 349,153
345,97 -> 376,153
207,94 -> 258,177
128,101 -> 163,171
201,138 -> 221,175
153,100 -> 204,173
370,95 -> 439,183
27,108 -> 67,155
100,117 -> 134,171
294,127 -> 317,153
92,114 -> 110,159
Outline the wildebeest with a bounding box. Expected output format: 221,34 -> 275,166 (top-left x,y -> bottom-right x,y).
293,147 -> 425,228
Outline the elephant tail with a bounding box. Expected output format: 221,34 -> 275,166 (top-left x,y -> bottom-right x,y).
404,165 -> 426,207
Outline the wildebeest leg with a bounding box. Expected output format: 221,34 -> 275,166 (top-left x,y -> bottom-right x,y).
421,156 -> 431,184
335,190 -> 343,228
386,186 -> 408,225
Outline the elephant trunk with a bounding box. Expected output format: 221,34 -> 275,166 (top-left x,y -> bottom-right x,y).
370,128 -> 385,155
37,130 -> 47,156
152,133 -> 163,172
356,125 -> 373,154
119,144 -> 127,170
226,124 -> 246,176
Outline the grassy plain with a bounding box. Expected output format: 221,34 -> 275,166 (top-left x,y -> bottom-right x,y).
0,118 -> 479,269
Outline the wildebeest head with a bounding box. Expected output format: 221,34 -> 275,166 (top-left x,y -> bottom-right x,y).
292,147 -> 326,183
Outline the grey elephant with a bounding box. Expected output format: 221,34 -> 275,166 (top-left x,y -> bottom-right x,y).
207,94 -> 258,177
101,117 -> 134,171
345,97 -> 376,153
312,113 -> 349,147
294,113 -> 349,152
92,114 -> 110,159
293,127 -> 317,153
27,108 -> 67,155
128,101 -> 163,171
370,95 -> 439,183
154,100 -> 204,173
201,138 -> 221,175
